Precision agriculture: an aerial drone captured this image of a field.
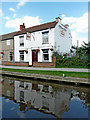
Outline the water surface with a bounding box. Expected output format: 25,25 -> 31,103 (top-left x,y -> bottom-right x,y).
1,76 -> 90,119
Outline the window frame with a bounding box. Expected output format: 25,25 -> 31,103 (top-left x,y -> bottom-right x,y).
19,50 -> 24,62
42,31 -> 49,44
42,49 -> 49,62
19,36 -> 24,47
9,52 -> 13,61
7,40 -> 11,46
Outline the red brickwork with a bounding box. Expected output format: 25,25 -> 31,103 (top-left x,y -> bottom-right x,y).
2,61 -> 29,66
52,56 -> 56,63
33,62 -> 56,67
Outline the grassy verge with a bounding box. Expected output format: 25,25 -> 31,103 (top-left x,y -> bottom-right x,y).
2,68 -> 89,79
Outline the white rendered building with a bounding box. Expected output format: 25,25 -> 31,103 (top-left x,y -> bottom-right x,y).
14,17 -> 72,66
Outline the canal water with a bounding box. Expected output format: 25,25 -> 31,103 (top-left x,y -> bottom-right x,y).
0,76 -> 90,119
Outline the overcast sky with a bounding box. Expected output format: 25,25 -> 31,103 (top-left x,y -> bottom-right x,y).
0,1 -> 88,46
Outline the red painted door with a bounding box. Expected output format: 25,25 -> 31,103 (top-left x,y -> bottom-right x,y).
32,50 -> 38,63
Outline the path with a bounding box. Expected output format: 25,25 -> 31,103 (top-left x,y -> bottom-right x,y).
0,65 -> 89,72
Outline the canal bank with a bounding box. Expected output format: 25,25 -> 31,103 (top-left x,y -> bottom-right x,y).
1,70 -> 90,86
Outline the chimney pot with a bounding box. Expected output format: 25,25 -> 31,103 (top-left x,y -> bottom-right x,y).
65,24 -> 69,28
55,17 -> 62,22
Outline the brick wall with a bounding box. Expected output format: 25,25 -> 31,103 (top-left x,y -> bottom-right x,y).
33,62 -> 56,67
2,61 -> 29,66
52,56 -> 56,63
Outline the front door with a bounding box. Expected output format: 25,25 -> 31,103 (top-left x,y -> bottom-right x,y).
32,50 -> 38,64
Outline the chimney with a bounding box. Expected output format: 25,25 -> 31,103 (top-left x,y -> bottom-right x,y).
65,24 -> 69,28
55,17 -> 62,22
20,23 -> 25,30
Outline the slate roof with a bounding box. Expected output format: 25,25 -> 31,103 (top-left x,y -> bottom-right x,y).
14,21 -> 58,36
1,32 -> 18,40
1,21 -> 58,40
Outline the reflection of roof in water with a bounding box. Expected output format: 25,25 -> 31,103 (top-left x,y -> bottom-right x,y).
2,77 -> 90,118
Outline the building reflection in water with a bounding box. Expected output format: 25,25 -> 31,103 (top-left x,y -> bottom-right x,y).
1,77 -> 90,118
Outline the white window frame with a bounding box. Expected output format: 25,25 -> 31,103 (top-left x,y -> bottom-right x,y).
19,36 -> 24,47
42,49 -> 49,62
7,40 -> 11,46
42,31 -> 49,44
19,50 -> 24,61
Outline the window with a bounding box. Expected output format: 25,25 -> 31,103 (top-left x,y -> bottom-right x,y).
19,51 -> 24,61
9,53 -> 13,61
42,31 -> 49,44
20,82 -> 24,88
19,36 -> 24,46
7,90 -> 10,97
7,40 -> 11,45
20,91 -> 24,101
1,54 -> 4,60
9,80 -> 13,84
42,49 -> 49,61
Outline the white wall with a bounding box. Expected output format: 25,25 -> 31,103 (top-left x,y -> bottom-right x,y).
14,21 -> 72,65
54,20 -> 72,55
14,28 -> 55,65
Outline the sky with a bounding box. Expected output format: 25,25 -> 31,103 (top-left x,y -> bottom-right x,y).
0,0 -> 88,46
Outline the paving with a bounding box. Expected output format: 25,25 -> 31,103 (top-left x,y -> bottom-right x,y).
0,65 -> 89,72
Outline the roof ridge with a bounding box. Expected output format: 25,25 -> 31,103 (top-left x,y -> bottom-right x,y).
26,20 -> 57,29
1,20 -> 58,39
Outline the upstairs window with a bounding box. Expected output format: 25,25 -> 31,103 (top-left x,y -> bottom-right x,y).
19,36 -> 24,47
7,40 -> 11,46
42,31 -> 49,44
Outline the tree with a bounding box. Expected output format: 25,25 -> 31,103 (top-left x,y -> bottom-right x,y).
72,41 -> 90,59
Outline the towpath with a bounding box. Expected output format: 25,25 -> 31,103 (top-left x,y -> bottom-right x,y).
0,65 -> 89,72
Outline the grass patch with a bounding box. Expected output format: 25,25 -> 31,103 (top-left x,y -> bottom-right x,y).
2,68 -> 89,79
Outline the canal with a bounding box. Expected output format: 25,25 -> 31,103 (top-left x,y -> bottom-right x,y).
0,76 -> 90,119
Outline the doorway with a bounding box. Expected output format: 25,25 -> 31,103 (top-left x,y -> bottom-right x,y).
32,50 -> 38,65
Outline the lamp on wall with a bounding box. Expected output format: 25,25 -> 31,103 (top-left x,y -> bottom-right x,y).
10,51 -> 13,53
24,50 -> 28,53
50,48 -> 53,51
36,49 -> 40,52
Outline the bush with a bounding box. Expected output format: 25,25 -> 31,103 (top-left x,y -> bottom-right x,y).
56,52 -> 89,68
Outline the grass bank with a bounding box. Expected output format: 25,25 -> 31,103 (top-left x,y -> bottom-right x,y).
2,68 -> 89,79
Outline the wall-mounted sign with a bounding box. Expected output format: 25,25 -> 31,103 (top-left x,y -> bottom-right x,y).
60,29 -> 65,37
26,32 -> 31,40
